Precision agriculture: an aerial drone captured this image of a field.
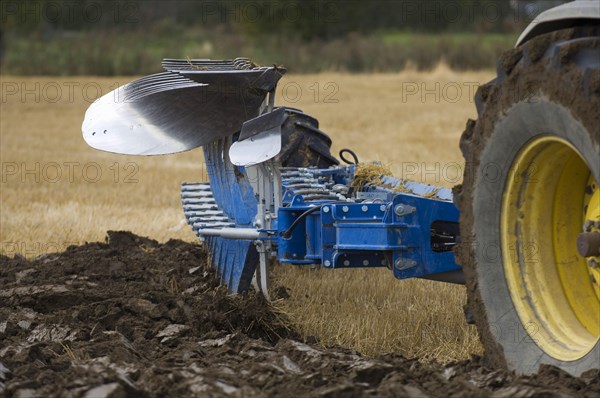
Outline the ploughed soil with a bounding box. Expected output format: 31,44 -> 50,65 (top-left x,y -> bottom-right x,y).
1,232 -> 598,397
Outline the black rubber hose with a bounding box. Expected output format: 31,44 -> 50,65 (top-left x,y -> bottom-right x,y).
339,148 -> 359,165
280,205 -> 322,239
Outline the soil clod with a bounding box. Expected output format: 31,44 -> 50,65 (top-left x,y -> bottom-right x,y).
1,232 -> 598,397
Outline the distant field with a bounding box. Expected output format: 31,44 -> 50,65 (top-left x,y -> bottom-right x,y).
1,31 -> 516,75
0,67 -> 495,361
381,31 -> 517,45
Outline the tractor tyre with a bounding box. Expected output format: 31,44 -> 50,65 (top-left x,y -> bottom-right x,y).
456,26 -> 600,375
277,108 -> 339,168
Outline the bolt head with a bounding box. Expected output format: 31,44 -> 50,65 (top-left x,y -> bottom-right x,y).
343,260 -> 350,266
324,260 -> 331,267
363,260 -> 369,266
342,206 -> 349,213
322,206 -> 330,213
361,205 -> 368,212
394,204 -> 405,216
394,258 -> 417,270
380,205 -> 386,212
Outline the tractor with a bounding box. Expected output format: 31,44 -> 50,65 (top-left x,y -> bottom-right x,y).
82,1 -> 600,376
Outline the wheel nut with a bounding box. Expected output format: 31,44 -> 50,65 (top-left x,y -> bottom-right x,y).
577,232 -> 600,257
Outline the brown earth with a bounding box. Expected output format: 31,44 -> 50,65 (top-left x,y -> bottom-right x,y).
1,232 -> 598,397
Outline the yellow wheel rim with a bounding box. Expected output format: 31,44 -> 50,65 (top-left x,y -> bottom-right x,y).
501,136 -> 600,361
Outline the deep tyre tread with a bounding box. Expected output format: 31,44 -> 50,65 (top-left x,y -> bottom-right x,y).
457,26 -> 600,375
278,109 -> 339,168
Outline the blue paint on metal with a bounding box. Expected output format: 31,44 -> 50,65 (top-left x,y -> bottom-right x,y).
379,175 -> 454,201
276,166 -> 461,280
185,156 -> 462,294
182,138 -> 260,294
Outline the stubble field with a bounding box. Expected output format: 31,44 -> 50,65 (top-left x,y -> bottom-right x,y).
1,67 -> 494,362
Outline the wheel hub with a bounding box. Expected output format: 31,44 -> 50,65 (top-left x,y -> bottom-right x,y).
582,178 -> 600,300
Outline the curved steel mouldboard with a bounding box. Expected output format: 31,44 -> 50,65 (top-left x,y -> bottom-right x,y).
82,60 -> 286,156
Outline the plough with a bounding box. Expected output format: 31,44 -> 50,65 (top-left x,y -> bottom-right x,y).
84,59 -> 462,295
82,1 -> 599,376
